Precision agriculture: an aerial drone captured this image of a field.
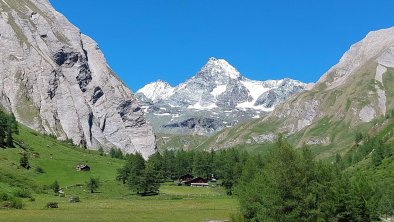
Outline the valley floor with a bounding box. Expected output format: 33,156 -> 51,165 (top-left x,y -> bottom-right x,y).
0,187 -> 237,222
0,126 -> 238,222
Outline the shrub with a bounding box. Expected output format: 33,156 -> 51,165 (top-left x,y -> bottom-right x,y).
35,166 -> 45,174
9,197 -> 23,209
51,180 -> 60,194
46,202 -> 58,208
0,194 -> 23,209
29,196 -> 36,202
13,188 -> 32,198
19,152 -> 30,169
0,192 -> 10,201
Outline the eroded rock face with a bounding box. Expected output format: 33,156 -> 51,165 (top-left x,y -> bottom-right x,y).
0,0 -> 155,158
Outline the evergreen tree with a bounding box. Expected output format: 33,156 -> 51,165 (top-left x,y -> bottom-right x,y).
127,153 -> 146,194
19,152 -> 30,169
86,177 -> 100,193
51,180 -> 60,194
139,161 -> 160,195
147,152 -> 164,182
162,149 -> 175,180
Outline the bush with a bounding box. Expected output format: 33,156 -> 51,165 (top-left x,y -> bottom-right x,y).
9,197 -> 23,209
0,192 -> 10,201
29,196 -> 35,202
46,202 -> 58,208
69,196 -> 80,203
19,152 -> 30,169
13,188 -> 32,198
51,180 -> 60,194
0,194 -> 23,209
35,166 -> 45,174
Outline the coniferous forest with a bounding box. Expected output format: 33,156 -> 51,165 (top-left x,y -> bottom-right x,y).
117,132 -> 394,221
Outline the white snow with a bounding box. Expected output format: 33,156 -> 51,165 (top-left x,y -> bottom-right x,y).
153,113 -> 172,116
211,85 -> 227,97
137,80 -> 174,102
203,58 -> 241,79
188,102 -> 217,110
241,80 -> 270,101
237,101 -> 275,112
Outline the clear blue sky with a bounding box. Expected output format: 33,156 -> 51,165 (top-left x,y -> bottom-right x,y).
49,0 -> 394,91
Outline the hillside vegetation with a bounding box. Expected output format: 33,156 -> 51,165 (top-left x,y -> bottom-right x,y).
0,124 -> 237,222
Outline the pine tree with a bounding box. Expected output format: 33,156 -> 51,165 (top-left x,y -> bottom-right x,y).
51,180 -> 60,194
86,177 -> 100,193
20,152 -> 30,169
127,153 -> 146,194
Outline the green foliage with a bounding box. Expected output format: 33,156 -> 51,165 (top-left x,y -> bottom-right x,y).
235,136 -> 385,222
120,152 -> 160,196
355,132 -> 364,144
35,166 -> 45,174
13,188 -> 32,198
0,192 -> 24,209
0,110 -> 18,147
19,152 -> 30,169
110,147 -> 124,159
86,177 -> 100,193
51,180 -> 60,194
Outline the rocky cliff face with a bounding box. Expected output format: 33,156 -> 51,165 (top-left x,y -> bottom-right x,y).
136,57 -> 308,135
0,0 -> 155,158
201,27 -> 394,158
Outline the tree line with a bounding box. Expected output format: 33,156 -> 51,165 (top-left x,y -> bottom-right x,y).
116,131 -> 394,220
116,148 -> 252,196
234,136 -> 394,221
0,109 -> 18,147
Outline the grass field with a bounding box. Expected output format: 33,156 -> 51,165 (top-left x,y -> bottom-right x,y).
0,126 -> 238,221
0,187 -> 237,222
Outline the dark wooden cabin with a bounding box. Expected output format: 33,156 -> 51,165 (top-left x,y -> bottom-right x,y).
184,177 -> 209,187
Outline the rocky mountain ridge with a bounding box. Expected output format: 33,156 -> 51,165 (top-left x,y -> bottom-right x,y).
200,27 -> 394,158
136,57 -> 309,135
0,0 -> 155,158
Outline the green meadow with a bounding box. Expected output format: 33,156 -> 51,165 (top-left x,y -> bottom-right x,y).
0,126 -> 238,222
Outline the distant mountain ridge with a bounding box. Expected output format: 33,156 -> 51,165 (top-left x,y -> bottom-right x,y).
200,27 -> 394,158
136,57 -> 309,135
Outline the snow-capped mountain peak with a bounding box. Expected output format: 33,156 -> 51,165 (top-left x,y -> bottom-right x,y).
197,57 -> 241,80
136,57 -> 309,135
136,80 -> 174,102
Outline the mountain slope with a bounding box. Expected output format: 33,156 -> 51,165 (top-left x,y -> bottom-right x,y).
201,27 -> 394,158
136,57 -> 308,135
0,0 -> 155,157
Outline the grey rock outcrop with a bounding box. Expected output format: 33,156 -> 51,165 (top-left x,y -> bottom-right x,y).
0,0 -> 155,158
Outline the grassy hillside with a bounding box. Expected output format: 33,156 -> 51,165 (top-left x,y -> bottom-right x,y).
199,64 -> 394,160
0,125 -> 237,221
156,133 -> 208,151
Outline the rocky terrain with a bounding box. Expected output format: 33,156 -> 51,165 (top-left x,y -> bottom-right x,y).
201,27 -> 394,158
136,58 -> 309,135
0,0 -> 155,158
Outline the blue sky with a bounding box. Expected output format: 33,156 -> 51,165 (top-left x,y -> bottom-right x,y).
49,0 -> 394,91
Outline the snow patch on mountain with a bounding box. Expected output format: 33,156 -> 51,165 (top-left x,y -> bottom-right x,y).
240,80 -> 270,102
136,80 -> 174,102
211,85 -> 227,97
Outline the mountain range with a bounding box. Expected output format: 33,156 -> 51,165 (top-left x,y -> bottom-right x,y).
136,57 -> 310,135
200,27 -> 394,158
